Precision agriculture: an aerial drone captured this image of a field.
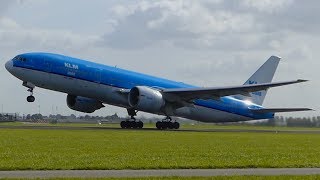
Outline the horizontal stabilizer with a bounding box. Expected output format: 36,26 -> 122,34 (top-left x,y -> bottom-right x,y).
250,108 -> 313,113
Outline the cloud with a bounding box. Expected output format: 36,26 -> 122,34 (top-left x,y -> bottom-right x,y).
0,0 -> 103,55
99,0 -> 303,51
0,17 -> 100,54
101,0 -> 258,49
241,0 -> 294,13
0,0 -> 17,15
248,1 -> 320,34
286,45 -> 313,62
0,17 -> 19,29
0,0 -> 318,117
99,0 -> 320,52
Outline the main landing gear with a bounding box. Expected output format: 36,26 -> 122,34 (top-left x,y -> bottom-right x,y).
119,109 -> 180,130
120,109 -> 144,129
23,82 -> 35,102
120,119 -> 143,129
156,116 -> 180,130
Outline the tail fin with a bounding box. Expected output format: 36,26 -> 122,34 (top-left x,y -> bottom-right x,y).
243,56 -> 281,105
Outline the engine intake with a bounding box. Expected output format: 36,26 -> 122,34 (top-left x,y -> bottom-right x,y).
66,95 -> 104,113
128,86 -> 165,113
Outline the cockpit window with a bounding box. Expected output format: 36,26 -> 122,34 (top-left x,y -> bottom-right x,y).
13,56 -> 27,62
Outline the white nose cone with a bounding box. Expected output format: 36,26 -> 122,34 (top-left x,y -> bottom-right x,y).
5,60 -> 13,73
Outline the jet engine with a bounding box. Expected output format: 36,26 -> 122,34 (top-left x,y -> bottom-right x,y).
66,95 -> 104,113
128,86 -> 165,113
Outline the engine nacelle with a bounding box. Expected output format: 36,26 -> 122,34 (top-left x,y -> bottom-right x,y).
128,86 -> 165,113
66,95 -> 104,113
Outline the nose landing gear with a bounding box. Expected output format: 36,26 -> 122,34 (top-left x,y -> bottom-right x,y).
26,89 -> 35,102
23,82 -> 35,103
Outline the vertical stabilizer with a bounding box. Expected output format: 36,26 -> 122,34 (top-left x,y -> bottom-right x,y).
242,56 -> 281,105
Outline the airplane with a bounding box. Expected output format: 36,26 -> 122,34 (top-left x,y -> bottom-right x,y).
5,53 -> 312,129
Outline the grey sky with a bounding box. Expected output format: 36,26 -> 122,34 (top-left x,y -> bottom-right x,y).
0,0 -> 318,117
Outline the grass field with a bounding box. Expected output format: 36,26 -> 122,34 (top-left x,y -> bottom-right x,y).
0,124 -> 320,170
2,121 -> 320,131
3,176 -> 320,180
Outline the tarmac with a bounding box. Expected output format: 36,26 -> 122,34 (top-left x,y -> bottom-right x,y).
0,168 -> 320,178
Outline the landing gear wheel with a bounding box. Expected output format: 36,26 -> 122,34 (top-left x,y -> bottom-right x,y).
120,120 -> 144,129
156,116 -> 180,130
120,121 -> 126,129
27,95 -> 35,102
173,122 -> 180,129
121,109 -> 144,129
156,121 -> 162,130
168,122 -> 175,129
130,121 -> 136,128
137,121 -> 143,128
25,83 -> 35,103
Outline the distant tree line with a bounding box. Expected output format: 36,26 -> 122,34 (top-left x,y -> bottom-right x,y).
17,113 -> 320,128
252,116 -> 320,127
0,113 -> 17,121
24,113 -> 126,122
25,113 -> 43,121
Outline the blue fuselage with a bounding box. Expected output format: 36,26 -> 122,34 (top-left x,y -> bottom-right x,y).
6,52 -> 274,122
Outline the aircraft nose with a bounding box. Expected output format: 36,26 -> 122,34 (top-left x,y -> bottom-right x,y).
5,60 -> 13,73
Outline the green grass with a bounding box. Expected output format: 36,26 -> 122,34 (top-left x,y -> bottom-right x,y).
3,176 -> 320,180
3,121 -> 320,131
1,127 -> 320,170
110,176 -> 320,180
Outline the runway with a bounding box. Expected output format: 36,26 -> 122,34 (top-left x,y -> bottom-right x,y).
1,125 -> 320,134
0,168 -> 320,178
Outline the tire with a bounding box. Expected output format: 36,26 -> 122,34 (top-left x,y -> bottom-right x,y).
128,121 -> 134,128
120,121 -> 126,128
168,122 -> 174,129
125,121 -> 130,128
27,96 -> 35,102
162,122 -> 168,130
156,121 -> 161,129
173,122 -> 180,129
138,121 -> 143,128
132,122 -> 138,129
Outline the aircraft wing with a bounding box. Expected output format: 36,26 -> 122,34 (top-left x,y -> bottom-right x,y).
249,108 -> 313,113
162,79 -> 307,102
